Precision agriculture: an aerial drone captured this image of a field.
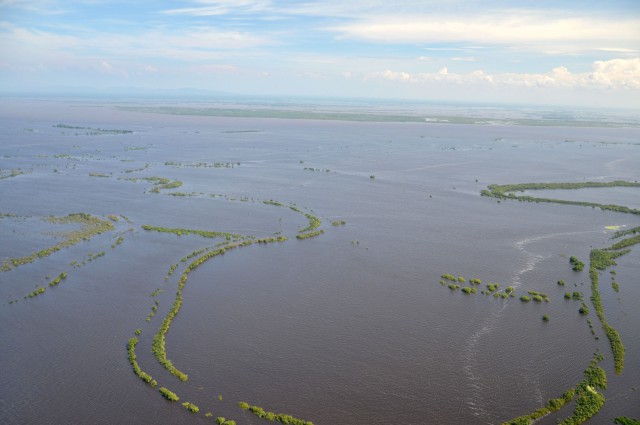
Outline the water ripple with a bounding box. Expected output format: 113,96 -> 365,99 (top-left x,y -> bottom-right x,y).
462,230 -> 597,422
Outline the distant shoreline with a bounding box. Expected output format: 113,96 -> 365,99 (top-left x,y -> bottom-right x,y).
116,105 -> 640,128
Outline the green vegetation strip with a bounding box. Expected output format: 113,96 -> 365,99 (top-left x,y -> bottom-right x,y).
165,161 -> 237,168
502,389 -> 575,425
127,337 -> 157,387
122,176 -> 183,193
503,354 -> 605,425
159,387 -> 180,402
182,402 -> 199,413
557,354 -> 607,425
142,225 -> 242,241
481,181 -> 640,216
48,272 -> 67,287
215,418 -> 237,425
18,272 -> 67,301
589,248 -> 632,375
150,180 -> 183,193
26,287 -> 46,298
1,213 -> 114,272
238,402 -> 314,425
0,169 -> 30,179
54,124 -> 133,134
297,230 -> 324,239
615,417 -> 640,425
300,213 -> 321,233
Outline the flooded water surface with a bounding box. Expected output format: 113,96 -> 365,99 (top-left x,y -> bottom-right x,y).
1,99 -> 639,424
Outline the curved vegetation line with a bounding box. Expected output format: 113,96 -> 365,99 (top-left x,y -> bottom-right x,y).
125,190 -> 330,420
128,192 -> 328,416
127,336 -> 157,388
150,233 -> 287,382
484,181 -> 640,424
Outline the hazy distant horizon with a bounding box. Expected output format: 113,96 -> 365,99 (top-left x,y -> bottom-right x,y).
2,91 -> 640,117
2,1 -> 639,109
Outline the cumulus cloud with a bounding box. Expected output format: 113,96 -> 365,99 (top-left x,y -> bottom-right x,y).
367,58 -> 640,90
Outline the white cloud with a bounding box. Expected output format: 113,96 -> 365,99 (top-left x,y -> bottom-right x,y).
367,58 -> 640,90
595,47 -> 638,54
0,0 -> 67,15
376,70 -> 412,82
0,22 -> 272,67
329,13 -> 640,54
161,0 -> 271,16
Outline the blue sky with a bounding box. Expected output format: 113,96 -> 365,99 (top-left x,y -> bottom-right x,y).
1,0 -> 639,107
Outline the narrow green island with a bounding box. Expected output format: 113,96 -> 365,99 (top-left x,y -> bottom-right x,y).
127,337 -> 157,387
238,402 -> 314,425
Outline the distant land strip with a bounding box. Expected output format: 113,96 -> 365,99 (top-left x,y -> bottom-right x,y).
115,106 -> 639,127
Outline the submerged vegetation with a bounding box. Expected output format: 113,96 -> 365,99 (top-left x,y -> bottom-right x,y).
0,168 -> 31,179
47,272 -> 68,287
53,123 -> 133,135
1,213 -> 114,272
159,387 -> 180,402
296,230 -> 324,239
122,176 -> 183,193
589,249 -> 627,375
570,256 -> 585,271
150,179 -> 183,193
127,337 -> 157,388
26,286 -> 46,298
502,388 -> 575,425
215,418 -> 237,425
165,161 -> 238,168
504,353 -> 606,425
481,181 -> 640,216
615,418 -> 640,425
557,354 -> 607,425
142,225 -> 242,241
300,213 -> 321,233
238,402 -> 314,425
182,402 -> 199,413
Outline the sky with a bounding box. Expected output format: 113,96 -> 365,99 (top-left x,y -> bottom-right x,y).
1,0 -> 639,108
